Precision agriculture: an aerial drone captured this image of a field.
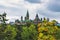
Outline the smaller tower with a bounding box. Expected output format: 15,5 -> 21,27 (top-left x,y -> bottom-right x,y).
34,14 -> 41,25
41,18 -> 42,21
44,17 -> 46,20
25,17 -> 27,21
21,16 -> 23,21
47,18 -> 49,22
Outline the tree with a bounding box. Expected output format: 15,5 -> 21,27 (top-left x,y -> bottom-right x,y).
21,24 -> 37,40
0,24 -> 5,40
55,29 -> 60,40
38,20 -> 58,40
21,26 -> 29,40
0,12 -> 8,24
28,24 -> 38,40
4,25 -> 17,40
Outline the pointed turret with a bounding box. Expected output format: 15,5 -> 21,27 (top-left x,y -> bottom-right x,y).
36,14 -> 39,19
34,14 -> 41,25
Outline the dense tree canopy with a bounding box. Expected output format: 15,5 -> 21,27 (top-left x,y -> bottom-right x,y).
0,14 -> 60,40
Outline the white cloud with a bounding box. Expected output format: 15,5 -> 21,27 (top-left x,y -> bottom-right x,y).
0,0 -> 49,22
0,0 -> 60,23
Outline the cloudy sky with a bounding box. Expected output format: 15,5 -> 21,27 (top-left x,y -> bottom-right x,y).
0,0 -> 60,22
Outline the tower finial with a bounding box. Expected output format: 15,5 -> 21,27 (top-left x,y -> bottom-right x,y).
36,13 -> 39,18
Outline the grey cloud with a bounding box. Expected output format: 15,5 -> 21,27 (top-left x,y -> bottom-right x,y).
0,5 -> 27,19
37,9 -> 60,19
25,0 -> 41,3
47,0 -> 60,12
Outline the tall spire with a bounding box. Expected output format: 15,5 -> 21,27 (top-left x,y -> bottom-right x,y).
26,10 -> 29,20
26,10 -> 29,18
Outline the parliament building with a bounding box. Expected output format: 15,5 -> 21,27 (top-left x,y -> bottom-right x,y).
15,10 -> 49,25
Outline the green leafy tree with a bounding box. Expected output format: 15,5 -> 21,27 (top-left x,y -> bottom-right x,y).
0,12 -> 8,24
55,29 -> 60,40
0,25 -> 5,40
28,24 -> 38,40
21,24 -> 37,40
4,25 -> 17,40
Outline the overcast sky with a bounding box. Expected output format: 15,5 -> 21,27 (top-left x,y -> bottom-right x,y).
0,0 -> 60,22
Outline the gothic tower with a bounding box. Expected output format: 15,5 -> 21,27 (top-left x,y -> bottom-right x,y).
25,10 -> 29,20
36,14 -> 39,19
34,14 -> 41,25
21,16 -> 23,21
47,18 -> 49,22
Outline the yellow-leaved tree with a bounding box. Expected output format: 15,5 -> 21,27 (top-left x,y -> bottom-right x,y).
38,19 -> 58,40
